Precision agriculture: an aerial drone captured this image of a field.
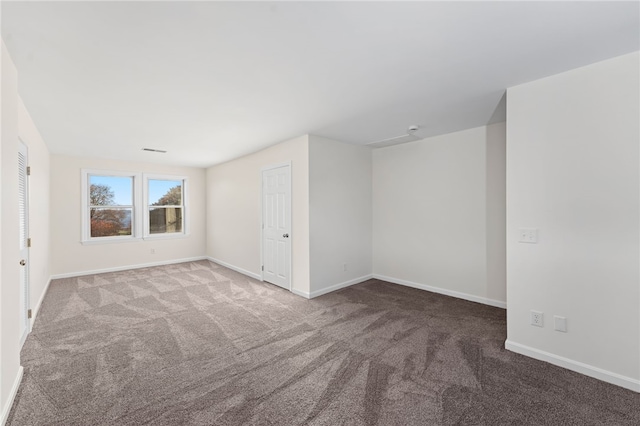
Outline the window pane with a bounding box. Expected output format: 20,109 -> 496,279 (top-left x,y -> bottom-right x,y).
89,176 -> 133,206
149,180 -> 182,206
149,207 -> 182,234
90,208 -> 132,237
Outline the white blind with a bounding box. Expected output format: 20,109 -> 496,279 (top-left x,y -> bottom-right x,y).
18,151 -> 27,249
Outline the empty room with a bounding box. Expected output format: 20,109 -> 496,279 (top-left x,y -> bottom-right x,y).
1,1 -> 639,425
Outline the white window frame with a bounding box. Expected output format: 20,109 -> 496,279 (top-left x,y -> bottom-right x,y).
143,174 -> 189,240
81,170 -> 189,244
81,169 -> 142,244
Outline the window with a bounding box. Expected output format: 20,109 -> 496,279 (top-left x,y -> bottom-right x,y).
81,170 -> 187,243
89,175 -> 134,237
145,176 -> 186,237
82,171 -> 141,242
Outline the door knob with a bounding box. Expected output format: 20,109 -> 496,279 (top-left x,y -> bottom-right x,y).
283,234 -> 289,238
20,259 -> 26,266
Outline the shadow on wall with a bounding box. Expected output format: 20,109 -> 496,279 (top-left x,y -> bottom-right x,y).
486,121 -> 507,304
488,91 -> 507,125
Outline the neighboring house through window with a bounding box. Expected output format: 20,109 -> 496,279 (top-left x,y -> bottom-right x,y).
145,175 -> 187,237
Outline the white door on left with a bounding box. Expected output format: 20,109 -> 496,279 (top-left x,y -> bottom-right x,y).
18,141 -> 30,346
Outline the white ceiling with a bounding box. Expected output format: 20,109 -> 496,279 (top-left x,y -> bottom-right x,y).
2,1 -> 638,168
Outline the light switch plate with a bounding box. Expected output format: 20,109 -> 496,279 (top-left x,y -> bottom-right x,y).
554,315 -> 567,332
519,228 -> 538,244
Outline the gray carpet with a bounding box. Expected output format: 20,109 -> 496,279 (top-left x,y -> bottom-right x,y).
7,260 -> 640,425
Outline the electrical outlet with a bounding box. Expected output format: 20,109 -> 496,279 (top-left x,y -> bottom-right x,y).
554,315 -> 567,332
519,228 -> 538,244
343,263 -> 348,272
150,248 -> 156,254
530,310 -> 543,327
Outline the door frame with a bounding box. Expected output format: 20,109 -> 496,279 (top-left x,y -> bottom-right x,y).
260,161 -> 292,291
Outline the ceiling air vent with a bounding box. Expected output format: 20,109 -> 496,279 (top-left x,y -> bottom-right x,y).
367,133 -> 420,148
367,125 -> 421,148
142,148 -> 167,153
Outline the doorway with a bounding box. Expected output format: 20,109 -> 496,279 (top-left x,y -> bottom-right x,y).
261,163 -> 291,290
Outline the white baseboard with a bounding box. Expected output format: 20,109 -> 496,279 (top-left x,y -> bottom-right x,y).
372,274 -> 506,309
50,256 -> 208,279
30,277 -> 52,329
291,288 -> 310,299
309,274 -> 373,298
206,257 -> 310,298
206,257 -> 262,281
1,366 -> 24,426
505,340 -> 640,393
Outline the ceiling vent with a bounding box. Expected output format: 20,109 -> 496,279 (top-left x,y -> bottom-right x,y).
142,148 -> 167,153
367,133 -> 420,148
367,125 -> 421,148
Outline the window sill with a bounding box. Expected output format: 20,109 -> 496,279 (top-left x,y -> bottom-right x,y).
81,233 -> 190,245
81,237 -> 140,245
143,233 -> 190,241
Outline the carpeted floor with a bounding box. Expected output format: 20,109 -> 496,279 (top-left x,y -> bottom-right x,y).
7,260 -> 640,425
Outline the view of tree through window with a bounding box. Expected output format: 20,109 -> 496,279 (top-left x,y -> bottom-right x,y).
89,176 -> 133,237
84,172 -> 187,241
148,179 -> 183,234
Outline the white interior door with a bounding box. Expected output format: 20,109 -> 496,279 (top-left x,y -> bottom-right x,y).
18,141 -> 30,346
262,164 -> 291,290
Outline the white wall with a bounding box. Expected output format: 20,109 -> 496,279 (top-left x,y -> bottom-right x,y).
0,43 -> 4,426
18,98 -> 51,321
50,155 -> 206,276
206,135 -> 311,295
506,52 -> 640,391
309,135 -> 372,296
1,41 -> 24,424
372,123 -> 507,307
